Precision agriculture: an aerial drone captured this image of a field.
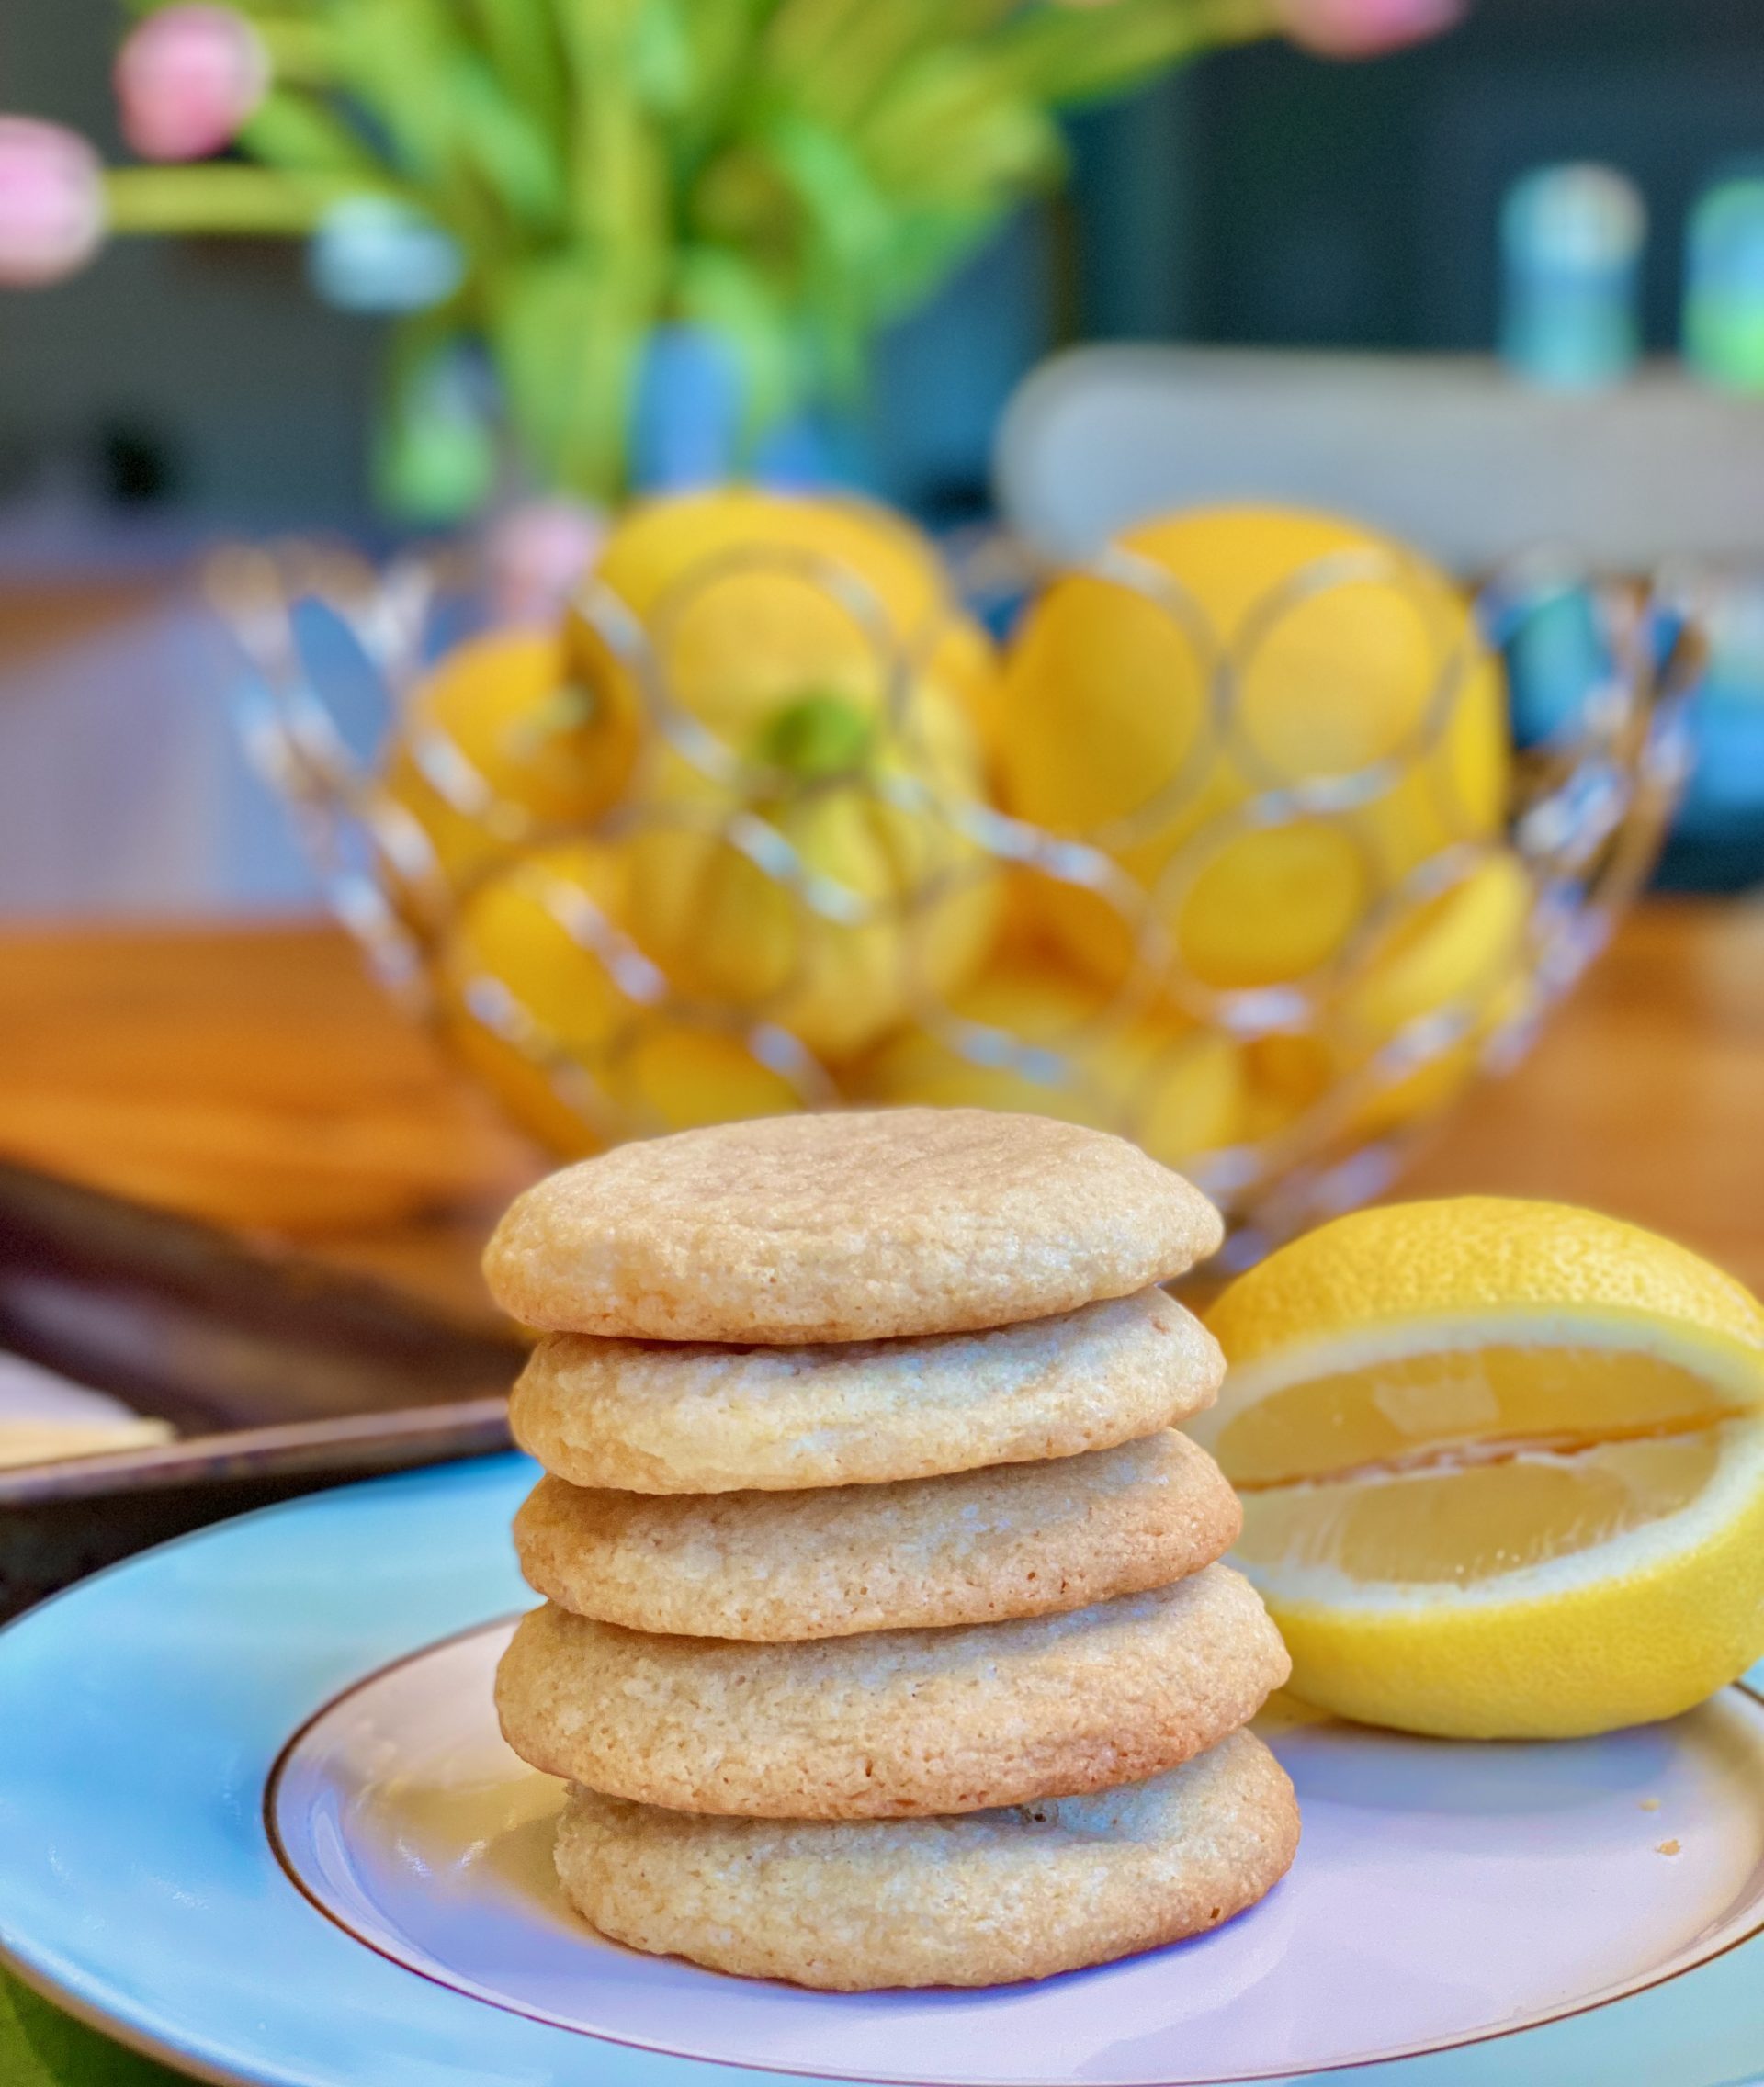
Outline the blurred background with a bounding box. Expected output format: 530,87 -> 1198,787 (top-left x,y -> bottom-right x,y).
5,0 -> 1764,909
4,0 -> 1764,916
8,0 -> 1764,525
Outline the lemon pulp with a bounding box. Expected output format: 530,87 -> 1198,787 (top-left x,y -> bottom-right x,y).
1215,1343 -> 1743,1488
1237,1431 -> 1722,1587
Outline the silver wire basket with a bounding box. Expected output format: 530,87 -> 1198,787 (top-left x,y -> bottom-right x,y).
215,526 -> 1700,1272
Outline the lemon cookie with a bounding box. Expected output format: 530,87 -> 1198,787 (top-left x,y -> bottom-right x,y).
483,1109 -> 1223,1343
553,1729 -> 1298,1989
514,1430 -> 1241,1640
510,1285 -> 1221,1494
495,1563 -> 1289,1818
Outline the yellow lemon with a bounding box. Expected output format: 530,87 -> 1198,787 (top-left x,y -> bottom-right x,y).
1331,848 -> 1532,1135
1230,851 -> 1532,1152
622,687 -> 1000,1061
560,489 -> 1002,1061
438,840 -> 806,1155
999,506 -> 1510,998
1337,852 -> 1531,1044
1238,1033 -> 1335,1145
1194,1198 -> 1764,1737
857,957 -> 1245,1166
1173,820 -> 1377,991
568,485 -> 999,750
381,629 -> 639,886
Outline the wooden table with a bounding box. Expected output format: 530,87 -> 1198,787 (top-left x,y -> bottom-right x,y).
2,897 -> 1762,1309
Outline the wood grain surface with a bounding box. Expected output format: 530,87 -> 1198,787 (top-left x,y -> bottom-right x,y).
1,900 -> 1759,1310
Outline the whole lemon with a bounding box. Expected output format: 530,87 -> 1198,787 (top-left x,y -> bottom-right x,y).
998,506 -> 1510,998
570,488 -> 1002,1062
1240,847 -> 1534,1149
568,485 -> 999,750
856,955 -> 1245,1166
1334,847 -> 1532,1135
438,841 -> 807,1155
621,683 -> 1001,1061
381,629 -> 639,888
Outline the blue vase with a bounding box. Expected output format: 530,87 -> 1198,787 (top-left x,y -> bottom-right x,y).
628,323 -> 863,493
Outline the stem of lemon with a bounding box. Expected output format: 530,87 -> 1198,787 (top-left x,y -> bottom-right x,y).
756,692 -> 876,778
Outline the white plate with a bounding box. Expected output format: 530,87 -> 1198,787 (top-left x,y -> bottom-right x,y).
2,1455 -> 1762,2087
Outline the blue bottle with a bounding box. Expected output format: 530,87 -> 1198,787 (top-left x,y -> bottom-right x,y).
1500,164 -> 1646,389
1683,174 -> 1764,393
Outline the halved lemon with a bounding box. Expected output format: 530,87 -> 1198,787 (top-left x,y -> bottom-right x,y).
1196,1198 -> 1764,1738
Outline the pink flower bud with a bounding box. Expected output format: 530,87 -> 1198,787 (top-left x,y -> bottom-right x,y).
481,500 -> 608,626
0,119 -> 107,287
115,5 -> 269,163
1277,0 -> 1464,56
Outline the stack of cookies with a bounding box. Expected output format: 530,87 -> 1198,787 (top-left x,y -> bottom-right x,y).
487,1108 -> 1297,1991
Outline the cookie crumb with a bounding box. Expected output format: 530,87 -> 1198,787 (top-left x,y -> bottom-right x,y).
1656,1838 -> 1681,1856
1637,1797 -> 1661,1812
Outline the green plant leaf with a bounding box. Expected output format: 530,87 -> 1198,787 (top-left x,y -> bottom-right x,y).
376,319 -> 499,522
467,0 -> 569,142
629,0 -> 697,115
767,0 -> 948,128
762,0 -> 874,96
760,112 -> 892,276
253,18 -> 335,82
239,89 -> 383,178
492,252 -> 649,498
673,242 -> 801,439
554,0 -> 670,258
669,0 -> 775,158
446,51 -> 570,233
325,0 -> 505,257
997,0 -> 1267,107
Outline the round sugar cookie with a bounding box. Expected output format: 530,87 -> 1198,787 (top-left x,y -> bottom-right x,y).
514,1430 -> 1241,1640
553,1729 -> 1299,1990
495,1563 -> 1290,1818
483,1108 -> 1224,1342
510,1285 -> 1221,1493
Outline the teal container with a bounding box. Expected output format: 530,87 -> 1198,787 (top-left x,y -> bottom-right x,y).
1683,175 -> 1764,393
1500,164 -> 1646,389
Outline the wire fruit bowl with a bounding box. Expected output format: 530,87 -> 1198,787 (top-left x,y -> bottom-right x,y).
216,525 -> 1698,1273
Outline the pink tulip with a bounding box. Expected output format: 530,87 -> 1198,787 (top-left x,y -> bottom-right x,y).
1277,0 -> 1464,56
0,119 -> 107,287
115,6 -> 269,163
